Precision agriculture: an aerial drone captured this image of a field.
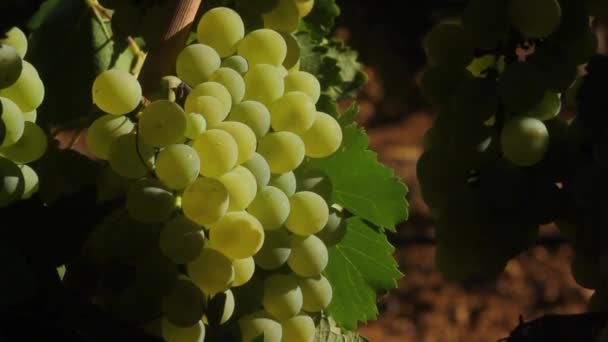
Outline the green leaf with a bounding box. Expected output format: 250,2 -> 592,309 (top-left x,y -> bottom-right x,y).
308,124 -> 409,231
300,0 -> 340,43
314,315 -> 371,342
324,218 -> 402,330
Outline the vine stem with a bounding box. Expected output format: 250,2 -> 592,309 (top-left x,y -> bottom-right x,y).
138,0 -> 202,92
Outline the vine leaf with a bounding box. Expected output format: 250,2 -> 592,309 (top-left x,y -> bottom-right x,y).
314,315 -> 371,342
309,124 -> 409,231
324,218 -> 402,330
300,0 -> 340,43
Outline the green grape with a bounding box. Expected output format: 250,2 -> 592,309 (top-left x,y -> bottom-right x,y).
107,133 -> 154,179
449,76 -> 498,123
284,71 -> 320,104
243,152 -> 271,188
420,65 -> 469,106
297,275 -> 332,312
1,27 -> 28,58
509,0 -> 561,39
270,92 -> 316,133
299,111 -> 342,158
500,116 -> 549,167
269,172 -> 296,196
185,96 -> 227,129
185,82 -> 233,121
262,274 -> 303,320
526,91 -> 561,121
0,44 -> 22,89
0,121 -> 46,163
288,235 -> 328,277
216,121 -> 257,164
279,32 -> 300,70
192,129 -> 238,178
232,256 -> 255,287
161,276 -> 206,327
205,289 -> 235,325
22,110 -> 36,123
182,177 -> 229,225
188,247 -> 235,295
263,0 -> 300,33
281,314 -> 315,342
86,114 -> 134,159
176,44 -> 221,86
294,168 -> 332,201
0,97 -> 24,147
239,311 -> 282,342
254,228 -> 291,270
210,67 -> 246,104
160,215 -> 205,264
258,132 -> 305,173
238,29 -> 287,66
139,100 -> 187,147
461,0 -> 509,49
277,65 -> 289,77
161,318 -> 205,342
126,178 -> 175,224
315,207 -> 346,247
218,165 -> 258,210
498,62 -> 546,113
425,22 -> 473,67
243,64 -> 285,106
185,112 -> 207,140
156,144 -> 201,190
227,100 -> 271,138
221,55 -> 249,75
209,211 -> 265,259
91,69 -> 141,115
571,253 -> 601,289
247,186 -> 290,231
0,62 -> 44,113
19,164 -> 38,199
285,191 -> 328,236
197,7 -> 245,57
0,157 -> 24,207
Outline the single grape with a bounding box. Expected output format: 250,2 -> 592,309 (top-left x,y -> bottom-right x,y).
205,289 -> 235,325
91,69 -> 141,115
216,121 -> 257,164
0,157 -> 24,207
247,186 -> 290,231
500,116 -> 549,167
126,178 -> 175,224
270,91 -> 316,134
239,311 -> 282,342
1,27 -> 28,58
139,100 -> 187,147
238,29 -> 287,66
107,133 -> 154,179
209,211 -> 265,260
297,275 -> 333,312
509,0 -> 561,39
197,7 -> 245,57
284,71 -> 320,104
176,44 -> 221,86
227,101 -> 271,138
161,276 -> 206,327
161,318 -> 205,342
221,55 -> 249,75
192,129 -> 238,178
288,234 -> 328,277
269,172 -> 296,197
185,96 -> 227,129
243,152 -> 271,188
187,247 -> 235,295
281,314 -> 315,342
498,62 -> 546,113
185,82 -> 233,122
182,177 -> 229,225
243,64 -> 285,106
262,274 -> 303,320
159,216 -> 205,264
86,114 -> 134,159
232,257 -> 255,287
299,111 -> 342,158
425,22 -> 473,67
0,44 -> 22,89
19,164 -> 38,199
296,0 -> 314,18
254,228 -> 291,270
257,132 -> 305,173
218,165 -> 258,210
0,97 -> 24,147
262,0 -> 300,33
209,67 -> 246,104
285,191 -> 329,236
526,91 -> 561,121
156,144 -> 201,190
315,207 -> 346,247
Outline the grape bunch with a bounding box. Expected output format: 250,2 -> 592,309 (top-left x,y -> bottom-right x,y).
79,3 -> 348,341
416,0 -> 598,281
0,26 -> 47,208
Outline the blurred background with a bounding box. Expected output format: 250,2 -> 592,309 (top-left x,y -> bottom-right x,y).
331,1 -> 592,341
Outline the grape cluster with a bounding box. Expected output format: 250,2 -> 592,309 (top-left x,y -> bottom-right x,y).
417,0 -> 597,281
0,27 -> 47,207
81,3 -> 347,341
